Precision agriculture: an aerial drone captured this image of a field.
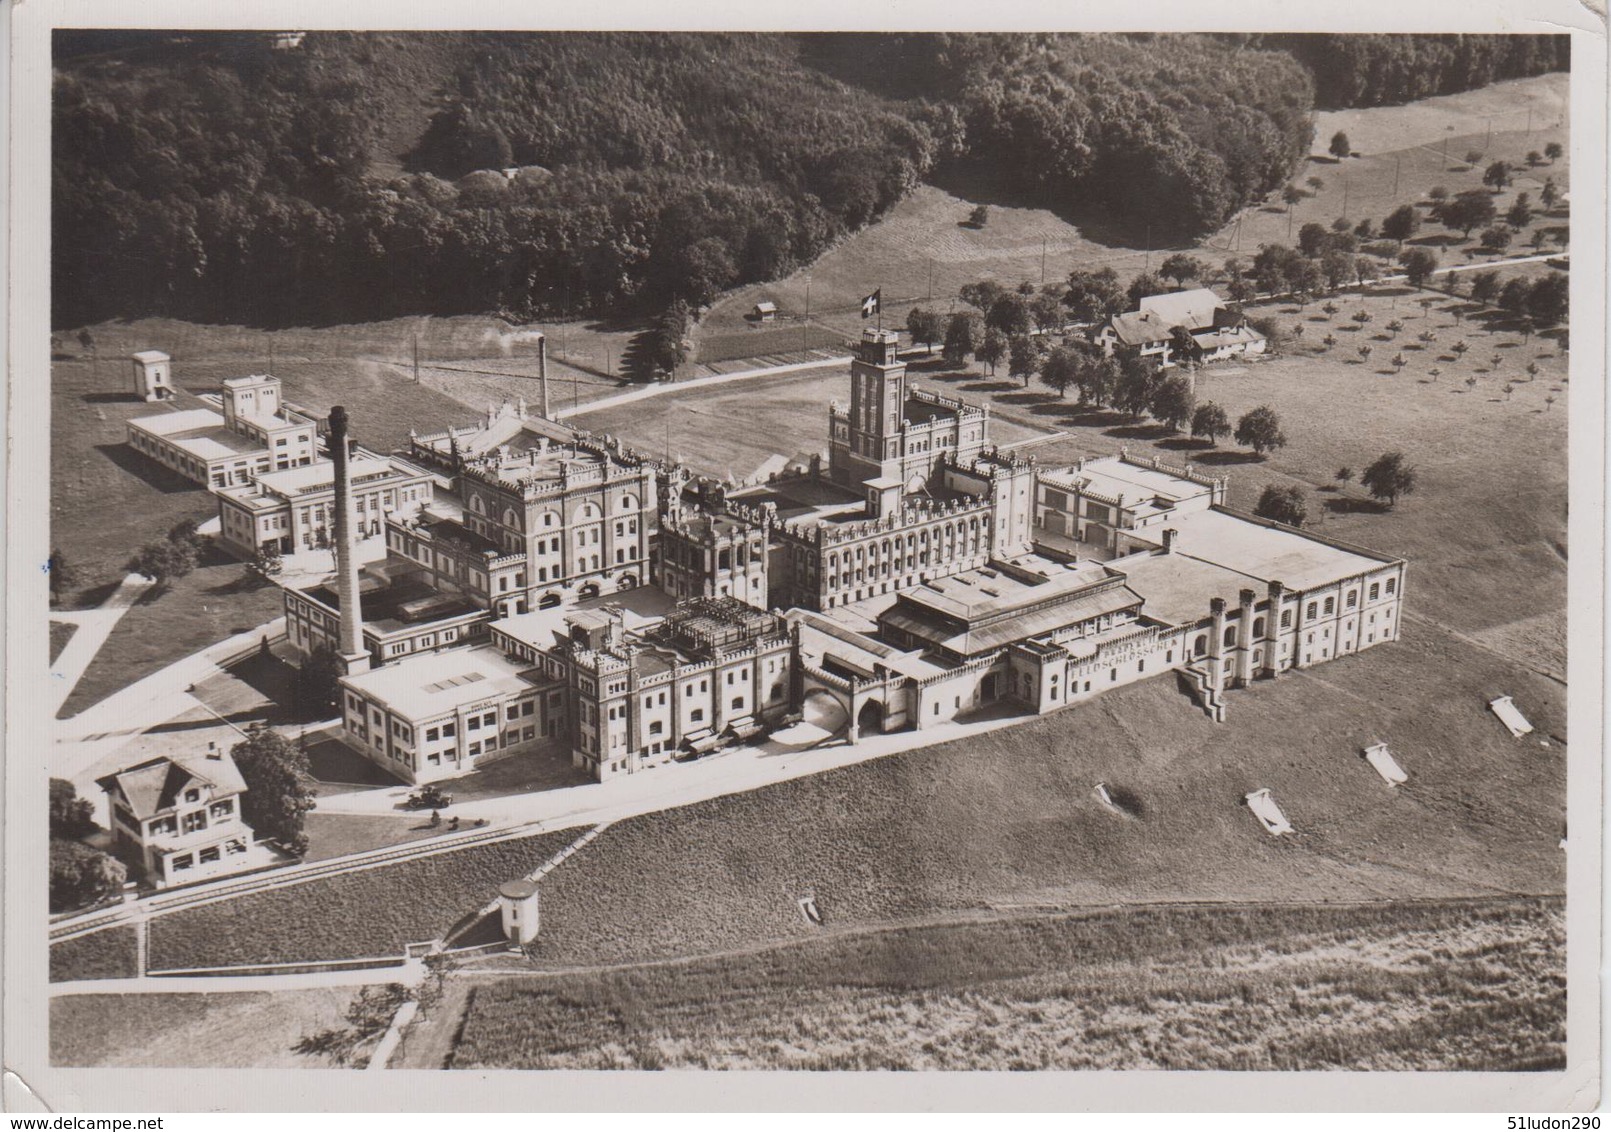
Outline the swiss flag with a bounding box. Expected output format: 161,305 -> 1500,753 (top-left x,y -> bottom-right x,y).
860,289 -> 882,319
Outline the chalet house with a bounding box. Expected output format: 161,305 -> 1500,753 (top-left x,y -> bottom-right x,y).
752,301 -> 779,322
96,750 -> 261,888
1094,288 -> 1266,367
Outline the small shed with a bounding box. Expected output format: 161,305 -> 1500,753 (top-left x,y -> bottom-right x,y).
752,301 -> 779,322
497,879 -> 541,944
1245,788 -> 1294,836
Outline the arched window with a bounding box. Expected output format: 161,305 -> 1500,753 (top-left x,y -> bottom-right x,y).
1253,617 -> 1265,638
620,494 -> 638,513
470,495 -> 485,515
1194,635 -> 1207,657
1224,626 -> 1238,648
503,508 -> 518,528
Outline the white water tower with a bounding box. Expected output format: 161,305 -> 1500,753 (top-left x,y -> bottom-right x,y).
498,879 -> 541,944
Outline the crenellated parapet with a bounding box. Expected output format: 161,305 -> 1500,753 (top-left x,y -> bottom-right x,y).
1117,446 -> 1228,494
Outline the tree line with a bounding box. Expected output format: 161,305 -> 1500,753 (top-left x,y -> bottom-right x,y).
53,31 -> 1568,331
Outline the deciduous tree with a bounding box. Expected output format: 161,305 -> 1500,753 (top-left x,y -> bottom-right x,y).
1234,405 -> 1286,456
232,728 -> 317,857
1361,451 -> 1417,508
1255,485 -> 1307,527
1188,401 -> 1229,446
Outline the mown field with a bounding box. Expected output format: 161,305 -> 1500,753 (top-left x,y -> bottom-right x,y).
573,363 -> 1053,481
142,829 -> 578,969
49,925 -> 139,983
509,613 -> 1563,969
52,987 -> 359,1068
446,897 -> 1564,1071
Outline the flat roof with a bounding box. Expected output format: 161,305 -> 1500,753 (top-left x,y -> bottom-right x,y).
342,645 -> 545,720
131,350 -> 170,363
493,586 -> 676,651
1039,456 -> 1215,508
130,407 -> 225,437
254,456 -> 421,497
301,575 -> 483,635
900,559 -> 1112,622
1109,550 -> 1254,628
1137,508 -> 1397,592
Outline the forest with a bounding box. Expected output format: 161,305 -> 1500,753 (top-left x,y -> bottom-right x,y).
52,31 -> 1568,330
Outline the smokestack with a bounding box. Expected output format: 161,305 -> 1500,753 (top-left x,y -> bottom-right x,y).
329,406 -> 370,674
538,333 -> 550,419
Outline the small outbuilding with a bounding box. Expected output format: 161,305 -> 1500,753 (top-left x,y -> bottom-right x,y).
752,301 -> 779,323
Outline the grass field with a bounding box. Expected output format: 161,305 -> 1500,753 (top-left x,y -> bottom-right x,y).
444,897 -> 1563,1071
700,73 -> 1569,354
57,555 -> 284,719
145,829 -> 578,969
503,610 -> 1563,970
49,621 -> 77,665
573,363 -> 1053,481
49,926 -> 139,983
51,987 -> 362,1068
903,285 -> 1568,654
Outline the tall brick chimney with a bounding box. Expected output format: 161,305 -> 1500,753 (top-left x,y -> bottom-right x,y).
328,406 -> 370,675
537,333 -> 550,419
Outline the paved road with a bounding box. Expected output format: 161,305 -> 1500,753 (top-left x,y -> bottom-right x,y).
312,707 -> 1031,837
555,354 -> 850,420
48,959 -> 426,998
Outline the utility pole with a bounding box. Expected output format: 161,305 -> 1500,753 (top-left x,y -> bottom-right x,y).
805,277 -> 811,319
412,335 -> 420,384
1392,155 -> 1401,198
1040,239 -> 1047,285
268,341 -> 275,375
1341,177 -> 1348,220
605,346 -> 611,377
1145,224 -> 1152,273
927,259 -> 933,302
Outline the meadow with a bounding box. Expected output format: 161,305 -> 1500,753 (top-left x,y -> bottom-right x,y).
445,897 -> 1564,1071
143,829 -> 578,970
701,72 -> 1568,352
51,986 -> 363,1068
48,925 -> 139,983
573,363 -> 1053,481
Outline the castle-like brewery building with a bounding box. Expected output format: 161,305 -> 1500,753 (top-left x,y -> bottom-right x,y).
314,327 -> 1407,786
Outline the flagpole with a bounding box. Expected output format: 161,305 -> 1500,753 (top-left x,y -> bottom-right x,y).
878,286 -> 883,333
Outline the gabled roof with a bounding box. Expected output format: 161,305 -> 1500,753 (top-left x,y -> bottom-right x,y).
1104,310 -> 1174,347
96,753 -> 248,821
1137,288 -> 1225,331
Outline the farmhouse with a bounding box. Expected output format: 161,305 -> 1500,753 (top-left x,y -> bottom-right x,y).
1093,288 -> 1266,367
96,749 -> 266,887
127,373 -> 320,489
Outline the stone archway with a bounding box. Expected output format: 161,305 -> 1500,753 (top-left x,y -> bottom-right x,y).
578,582 -> 601,600
856,698 -> 884,737
801,688 -> 849,735
537,592 -> 562,610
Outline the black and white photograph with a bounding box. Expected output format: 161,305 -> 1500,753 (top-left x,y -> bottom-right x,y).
5,0 -> 1605,1112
